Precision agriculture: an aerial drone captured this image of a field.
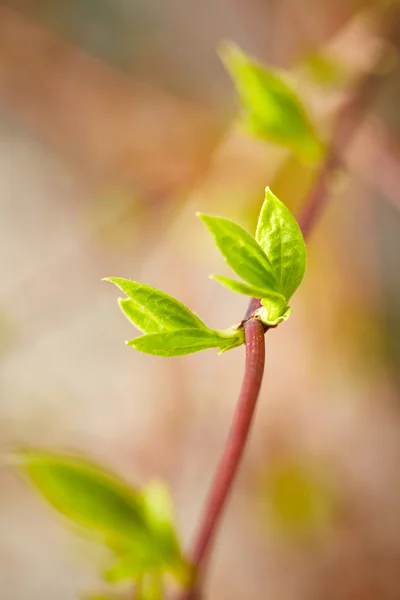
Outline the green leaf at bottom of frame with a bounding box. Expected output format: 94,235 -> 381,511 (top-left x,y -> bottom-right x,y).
127,327 -> 244,356
17,451 -> 155,552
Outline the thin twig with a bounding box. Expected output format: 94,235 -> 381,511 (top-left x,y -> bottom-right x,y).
192,318 -> 265,564
179,318 -> 266,600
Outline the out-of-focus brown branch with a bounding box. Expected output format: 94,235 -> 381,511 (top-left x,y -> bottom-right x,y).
348,116 -> 400,211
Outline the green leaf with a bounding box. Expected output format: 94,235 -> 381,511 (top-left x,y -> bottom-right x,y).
258,298 -> 292,327
17,451 -> 180,564
220,42 -> 323,162
104,555 -> 148,583
118,298 -> 162,334
104,278 -> 206,334
139,482 -> 182,567
198,213 -> 280,294
136,573 -> 164,600
211,274 -> 285,301
256,188 -> 306,300
127,327 -> 244,357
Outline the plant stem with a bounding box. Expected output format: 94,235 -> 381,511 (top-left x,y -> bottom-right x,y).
180,318 -> 266,600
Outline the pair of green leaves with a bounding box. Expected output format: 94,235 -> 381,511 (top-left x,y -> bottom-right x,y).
18,451 -> 188,597
106,188 -> 306,355
221,42 -> 323,162
200,188 -> 306,327
104,278 -> 244,357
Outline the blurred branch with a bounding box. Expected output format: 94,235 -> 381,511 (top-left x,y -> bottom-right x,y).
179,5 -> 400,599
348,116 -> 400,210
0,5 -> 220,196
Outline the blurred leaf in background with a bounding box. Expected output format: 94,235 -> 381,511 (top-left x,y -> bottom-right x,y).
18,451 -> 187,594
261,459 -> 338,541
300,51 -> 349,88
221,42 -> 324,162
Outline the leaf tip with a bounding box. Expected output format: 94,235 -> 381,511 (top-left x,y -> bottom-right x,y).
102,277 -> 118,285
264,186 -> 276,202
218,40 -> 245,70
197,212 -> 212,227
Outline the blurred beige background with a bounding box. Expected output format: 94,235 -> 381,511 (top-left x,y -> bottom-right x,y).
1,1 -> 400,599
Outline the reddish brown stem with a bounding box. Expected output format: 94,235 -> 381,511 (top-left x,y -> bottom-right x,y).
193,318 -> 265,564
180,318 -> 266,600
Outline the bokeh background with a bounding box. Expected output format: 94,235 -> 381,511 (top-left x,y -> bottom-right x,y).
1,1 -> 400,599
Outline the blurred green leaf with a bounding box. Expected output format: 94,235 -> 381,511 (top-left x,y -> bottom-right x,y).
138,483 -> 189,584
104,554 -> 147,583
301,52 -> 348,88
198,213 -> 280,294
139,482 -> 186,573
140,482 -> 177,546
221,42 -> 323,161
211,274 -> 285,302
128,326 -> 244,357
104,278 -> 206,333
256,188 -> 306,300
18,451 -> 182,567
136,573 -> 164,600
264,461 -> 336,539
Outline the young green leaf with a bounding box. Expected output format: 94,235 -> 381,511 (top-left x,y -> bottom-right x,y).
128,327 -> 244,357
211,274 -> 285,301
118,298 -> 163,334
197,213 -> 281,295
256,188 -> 306,300
258,298 -> 292,327
104,278 -> 206,333
17,451 -> 181,564
220,42 -> 323,162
